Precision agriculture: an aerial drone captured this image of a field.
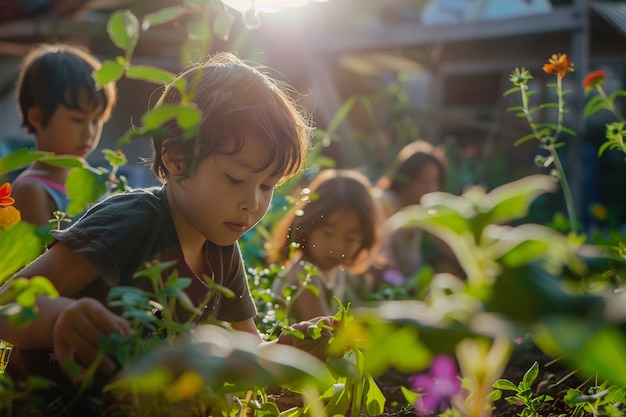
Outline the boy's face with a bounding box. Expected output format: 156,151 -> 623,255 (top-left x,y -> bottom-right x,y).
29,90 -> 105,158
305,208 -> 364,273
167,133 -> 282,247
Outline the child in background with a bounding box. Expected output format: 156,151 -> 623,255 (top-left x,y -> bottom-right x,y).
0,52 -> 334,410
11,43 -> 117,227
269,169 -> 379,322
371,139 -> 458,286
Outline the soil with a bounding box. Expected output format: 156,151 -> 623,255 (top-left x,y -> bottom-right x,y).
372,345 -> 591,417
270,346 -> 591,416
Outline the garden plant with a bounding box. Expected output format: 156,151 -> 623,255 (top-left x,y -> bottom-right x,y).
0,2 -> 625,417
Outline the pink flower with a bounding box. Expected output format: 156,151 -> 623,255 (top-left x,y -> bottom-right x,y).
383,269 -> 405,286
410,355 -> 461,414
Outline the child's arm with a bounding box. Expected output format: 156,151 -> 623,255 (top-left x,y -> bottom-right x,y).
0,242 -> 132,374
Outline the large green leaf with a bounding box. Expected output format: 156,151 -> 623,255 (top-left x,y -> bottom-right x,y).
107,10 -> 139,57
479,175 -> 558,224
66,166 -> 108,216
0,221 -> 44,284
0,149 -> 50,176
111,326 -> 332,394
363,376 -> 386,416
535,319 -> 626,387
142,104 -> 201,131
126,65 -> 175,85
93,58 -> 126,87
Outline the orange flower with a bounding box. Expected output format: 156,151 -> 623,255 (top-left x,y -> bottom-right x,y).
590,203 -> 608,221
583,70 -> 606,93
0,183 -> 14,207
543,53 -> 574,79
0,206 -> 20,228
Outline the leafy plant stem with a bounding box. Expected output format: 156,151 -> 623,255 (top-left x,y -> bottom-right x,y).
596,84 -> 625,122
519,78 -> 578,232
549,143 -> 577,232
554,76 -> 578,232
350,348 -> 365,417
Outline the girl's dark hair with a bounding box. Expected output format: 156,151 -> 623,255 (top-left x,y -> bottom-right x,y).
269,169 -> 379,273
150,52 -> 311,183
17,43 -> 117,134
377,140 -> 447,193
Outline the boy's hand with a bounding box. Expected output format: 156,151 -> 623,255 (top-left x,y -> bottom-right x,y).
52,297 -> 132,377
277,316 -> 337,360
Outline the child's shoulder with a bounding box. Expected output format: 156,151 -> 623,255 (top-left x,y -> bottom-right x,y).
90,186 -> 166,215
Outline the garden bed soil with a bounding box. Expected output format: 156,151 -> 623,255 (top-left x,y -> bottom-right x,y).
270,346 -> 590,417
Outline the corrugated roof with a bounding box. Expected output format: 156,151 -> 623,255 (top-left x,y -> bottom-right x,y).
591,1 -> 626,37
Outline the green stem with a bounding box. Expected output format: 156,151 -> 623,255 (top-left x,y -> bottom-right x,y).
350,349 -> 365,417
597,85 -> 625,122
519,77 -> 578,233
550,145 -> 577,232
555,76 -> 577,232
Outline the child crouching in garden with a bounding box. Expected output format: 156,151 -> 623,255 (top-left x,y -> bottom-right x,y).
268,168 -> 380,322
0,52 -> 334,414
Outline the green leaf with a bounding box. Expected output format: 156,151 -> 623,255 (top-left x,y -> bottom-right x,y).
496,238 -> 551,268
503,86 -> 521,97
493,379 -> 519,391
107,10 -> 140,56
480,175 -> 558,224
513,132 -> 539,147
583,95 -> 607,118
41,155 -> 85,168
142,104 -> 201,131
65,166 -> 108,216
0,222 -> 44,283
126,65 -> 175,85
116,126 -> 169,148
141,6 -> 186,31
0,149 -> 50,176
93,59 -> 126,87
400,385 -> 419,406
363,376 -> 386,416
570,327 -> 626,387
560,126 -> 576,137
362,325 -> 430,376
102,149 -> 127,167
521,361 -> 539,387
598,141 -> 612,157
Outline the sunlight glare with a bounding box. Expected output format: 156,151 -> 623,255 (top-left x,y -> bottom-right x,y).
221,0 -> 329,14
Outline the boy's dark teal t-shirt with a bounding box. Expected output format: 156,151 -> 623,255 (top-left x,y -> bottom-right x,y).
5,186 -> 257,407
51,185 -> 256,323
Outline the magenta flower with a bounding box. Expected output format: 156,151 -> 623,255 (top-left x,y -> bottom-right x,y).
410,355 -> 461,414
382,269 -> 405,286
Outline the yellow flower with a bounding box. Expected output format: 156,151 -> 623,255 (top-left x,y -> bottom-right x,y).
0,206 -> 21,228
543,53 -> 574,79
165,370 -> 204,403
327,319 -> 370,357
